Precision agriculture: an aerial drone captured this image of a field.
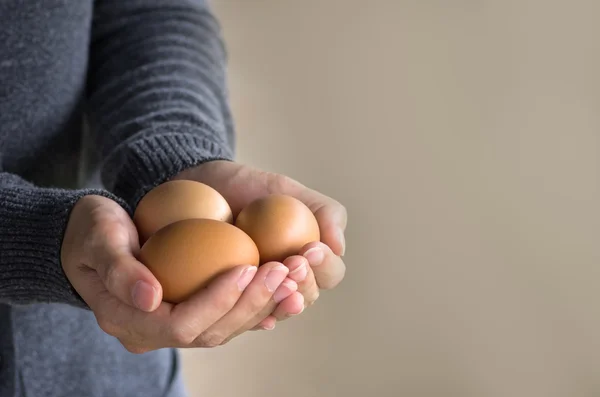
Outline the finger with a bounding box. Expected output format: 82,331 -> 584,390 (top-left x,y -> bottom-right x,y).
252,315 -> 277,331
233,264 -> 309,337
222,276 -> 297,343
102,265 -> 255,351
105,265 -> 257,351
285,255 -> 309,283
167,265 -> 257,347
292,186 -> 347,257
271,292 -> 305,321
283,255 -> 319,307
85,270 -> 172,349
243,277 -> 297,328
259,171 -> 347,256
88,235 -> 162,312
91,244 -> 256,351
301,242 -> 346,290
73,249 -> 172,347
98,298 -> 176,352
72,263 -> 113,315
194,262 -> 292,347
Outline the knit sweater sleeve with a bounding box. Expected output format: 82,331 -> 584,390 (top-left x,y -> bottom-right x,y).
86,0 -> 235,210
0,171 -> 129,307
0,1 -> 232,307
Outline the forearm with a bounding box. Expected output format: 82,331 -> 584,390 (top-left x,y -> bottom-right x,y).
87,0 -> 235,210
0,172 -> 127,307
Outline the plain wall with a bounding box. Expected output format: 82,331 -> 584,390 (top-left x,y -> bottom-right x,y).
181,1 -> 600,396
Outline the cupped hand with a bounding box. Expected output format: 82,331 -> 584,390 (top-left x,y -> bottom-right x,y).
61,195 -> 297,352
172,160 -> 348,330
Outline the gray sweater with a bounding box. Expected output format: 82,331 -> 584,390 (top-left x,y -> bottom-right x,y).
0,1 -> 234,396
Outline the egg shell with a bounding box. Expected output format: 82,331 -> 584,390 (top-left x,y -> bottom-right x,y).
235,194 -> 320,264
134,180 -> 233,245
139,218 -> 259,304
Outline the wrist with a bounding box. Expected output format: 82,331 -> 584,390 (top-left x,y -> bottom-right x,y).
0,182 -> 126,306
170,159 -> 233,181
103,132 -> 233,212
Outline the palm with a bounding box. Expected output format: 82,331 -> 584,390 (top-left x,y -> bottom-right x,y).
171,159 -> 348,329
173,160 -> 346,256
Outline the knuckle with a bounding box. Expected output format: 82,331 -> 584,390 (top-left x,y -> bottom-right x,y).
121,342 -> 150,355
246,296 -> 267,314
305,289 -> 320,306
212,294 -> 238,314
220,334 -> 236,346
169,326 -> 197,346
85,222 -> 127,256
97,317 -> 120,337
102,262 -> 122,292
319,275 -> 343,290
196,332 -> 224,348
82,227 -> 104,257
115,319 -> 139,341
336,266 -> 347,287
266,172 -> 298,194
245,287 -> 268,314
101,224 -> 129,248
318,264 -> 346,291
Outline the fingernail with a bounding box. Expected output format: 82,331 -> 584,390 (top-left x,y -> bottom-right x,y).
273,279 -> 298,303
303,247 -> 325,266
265,264 -> 289,292
238,266 -> 257,291
339,230 -> 346,256
288,260 -> 308,281
263,323 -> 276,331
132,281 -> 157,312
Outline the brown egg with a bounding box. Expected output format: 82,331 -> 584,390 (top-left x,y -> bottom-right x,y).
134,180 -> 232,244
235,194 -> 320,264
139,218 -> 259,304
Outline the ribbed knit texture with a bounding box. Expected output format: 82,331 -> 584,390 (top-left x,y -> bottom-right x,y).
0,1 -> 233,396
0,0 -> 234,307
87,0 -> 235,209
0,173 -> 129,306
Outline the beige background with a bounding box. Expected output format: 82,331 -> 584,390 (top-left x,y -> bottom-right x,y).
181,1 -> 600,396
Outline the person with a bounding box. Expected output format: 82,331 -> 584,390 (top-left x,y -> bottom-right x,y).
0,1 -> 347,396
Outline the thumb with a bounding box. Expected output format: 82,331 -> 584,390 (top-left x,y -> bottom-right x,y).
91,245 -> 163,312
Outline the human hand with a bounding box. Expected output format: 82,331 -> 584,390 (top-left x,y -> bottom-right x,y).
172,160 -> 348,331
61,195 -> 298,352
